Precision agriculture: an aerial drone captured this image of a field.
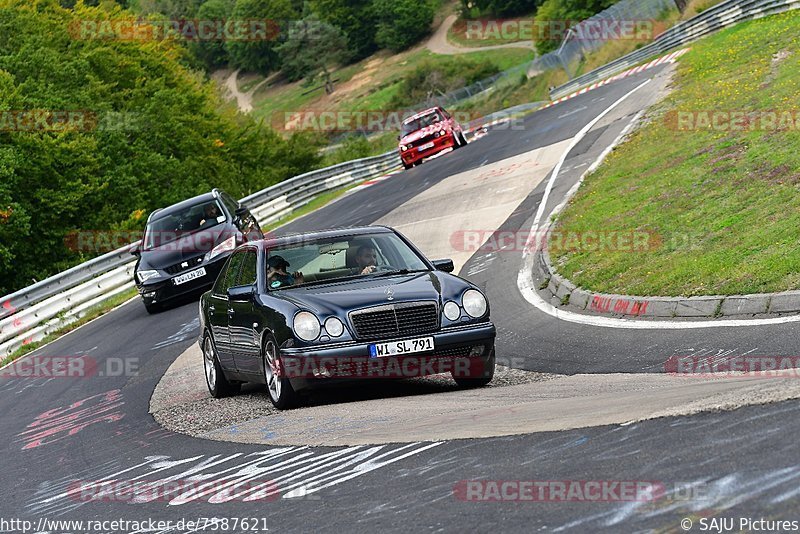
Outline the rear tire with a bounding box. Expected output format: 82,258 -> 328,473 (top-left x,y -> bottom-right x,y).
203,334 -> 240,398
263,334 -> 299,409
452,347 -> 495,388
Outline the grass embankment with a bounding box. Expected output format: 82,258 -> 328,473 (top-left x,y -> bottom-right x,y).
551,10 -> 800,297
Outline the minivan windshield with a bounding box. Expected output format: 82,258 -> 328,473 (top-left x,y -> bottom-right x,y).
144,200 -> 225,249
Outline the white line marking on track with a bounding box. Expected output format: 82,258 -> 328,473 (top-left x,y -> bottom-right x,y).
518,79 -> 800,329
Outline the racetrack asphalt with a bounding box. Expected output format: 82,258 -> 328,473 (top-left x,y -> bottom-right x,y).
3,62 -> 800,532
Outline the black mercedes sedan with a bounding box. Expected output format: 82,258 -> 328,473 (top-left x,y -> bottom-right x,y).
198,226 -> 496,409
131,189 -> 262,313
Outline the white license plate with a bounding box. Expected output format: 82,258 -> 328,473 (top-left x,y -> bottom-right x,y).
417,142 -> 435,152
369,337 -> 434,358
173,266 -> 206,286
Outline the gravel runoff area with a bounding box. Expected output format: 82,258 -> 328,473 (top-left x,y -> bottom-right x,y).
150,344 -> 556,439
150,344 -> 800,447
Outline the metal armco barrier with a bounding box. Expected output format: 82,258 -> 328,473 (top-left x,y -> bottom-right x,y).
550,0 -> 800,99
0,149 -> 402,357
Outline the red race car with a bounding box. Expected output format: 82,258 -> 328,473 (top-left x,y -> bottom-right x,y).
398,106 -> 468,169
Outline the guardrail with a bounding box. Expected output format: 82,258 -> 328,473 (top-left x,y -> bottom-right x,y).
550,0 -> 800,99
0,149 -> 403,357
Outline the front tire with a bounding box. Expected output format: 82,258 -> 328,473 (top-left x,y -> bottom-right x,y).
263,334 -> 299,409
452,347 -> 495,388
203,334 -> 239,398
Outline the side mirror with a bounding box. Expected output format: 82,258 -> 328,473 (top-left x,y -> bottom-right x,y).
396,134 -> 401,141
130,243 -> 141,257
432,259 -> 454,273
227,285 -> 254,302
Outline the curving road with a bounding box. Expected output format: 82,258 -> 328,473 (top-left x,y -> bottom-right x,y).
2,62 -> 800,533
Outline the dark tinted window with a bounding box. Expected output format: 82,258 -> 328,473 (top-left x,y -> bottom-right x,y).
220,192 -> 239,217
238,249 -> 258,286
214,251 -> 245,295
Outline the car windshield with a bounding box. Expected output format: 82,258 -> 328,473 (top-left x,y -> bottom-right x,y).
401,111 -> 442,136
266,232 -> 429,290
143,200 -> 225,249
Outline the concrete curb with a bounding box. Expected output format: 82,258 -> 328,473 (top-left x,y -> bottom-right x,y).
535,249 -> 800,319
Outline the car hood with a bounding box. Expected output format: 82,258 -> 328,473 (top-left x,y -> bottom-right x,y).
274,271 -> 467,316
400,123 -> 445,145
140,226 -> 235,269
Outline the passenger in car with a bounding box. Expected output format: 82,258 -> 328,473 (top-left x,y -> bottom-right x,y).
267,255 -> 304,288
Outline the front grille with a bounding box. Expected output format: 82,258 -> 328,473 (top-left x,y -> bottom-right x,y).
409,134 -> 436,148
164,255 -> 204,275
349,301 -> 439,340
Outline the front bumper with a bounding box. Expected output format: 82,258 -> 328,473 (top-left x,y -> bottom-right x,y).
136,254 -> 228,305
279,322 -> 496,391
400,133 -> 456,165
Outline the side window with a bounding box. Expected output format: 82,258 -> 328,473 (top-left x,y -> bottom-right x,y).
237,249 -> 258,286
220,192 -> 238,218
214,251 -> 245,295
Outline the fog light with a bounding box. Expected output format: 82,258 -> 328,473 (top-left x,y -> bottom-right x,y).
443,301 -> 460,321
469,345 -> 485,358
144,292 -> 155,298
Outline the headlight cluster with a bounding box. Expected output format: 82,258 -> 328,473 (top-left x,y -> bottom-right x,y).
205,235 -> 237,261
434,130 -> 449,138
137,269 -> 160,283
293,312 -> 346,341
443,289 -> 488,321
400,145 -> 409,151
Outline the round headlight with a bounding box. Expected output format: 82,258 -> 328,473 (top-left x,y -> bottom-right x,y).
324,317 -> 344,337
462,289 -> 487,318
443,301 -> 461,321
293,311 -> 320,341
401,145 -> 408,151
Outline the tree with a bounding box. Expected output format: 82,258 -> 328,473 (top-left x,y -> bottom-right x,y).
309,0 -> 376,60
226,0 -> 299,73
0,0 -> 322,295
275,15 -> 349,93
373,0 -> 434,53
190,0 -> 233,69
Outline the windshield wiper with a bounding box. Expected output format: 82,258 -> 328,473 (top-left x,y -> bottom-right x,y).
370,268 -> 427,277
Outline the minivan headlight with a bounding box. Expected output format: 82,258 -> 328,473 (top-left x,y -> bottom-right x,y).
205,236 -> 236,261
137,269 -> 159,283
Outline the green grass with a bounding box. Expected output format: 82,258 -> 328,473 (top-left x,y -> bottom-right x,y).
551,10 -> 800,297
1,287 -> 138,367
249,47 -> 534,126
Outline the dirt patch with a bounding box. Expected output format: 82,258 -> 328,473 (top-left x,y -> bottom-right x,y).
760,49 -> 791,89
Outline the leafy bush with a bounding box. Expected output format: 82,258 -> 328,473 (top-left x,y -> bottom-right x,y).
389,58 -> 501,108
0,0 -> 322,295
534,0 -> 615,54
373,0 -> 435,53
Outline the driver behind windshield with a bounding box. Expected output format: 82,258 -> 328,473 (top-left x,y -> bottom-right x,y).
198,203 -> 221,229
354,245 -> 379,275
267,255 -> 304,288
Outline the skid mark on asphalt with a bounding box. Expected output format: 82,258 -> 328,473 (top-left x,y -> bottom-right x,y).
151,318 -> 199,351
27,442 -> 442,515
15,390 -> 125,450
